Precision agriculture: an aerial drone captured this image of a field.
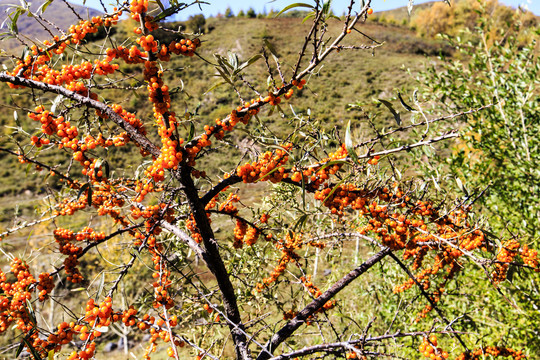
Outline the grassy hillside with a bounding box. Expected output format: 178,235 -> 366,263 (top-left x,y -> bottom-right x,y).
0,12 -> 448,230
0,0 -> 102,51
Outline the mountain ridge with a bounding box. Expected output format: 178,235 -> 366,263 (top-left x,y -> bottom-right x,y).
0,0 -> 102,49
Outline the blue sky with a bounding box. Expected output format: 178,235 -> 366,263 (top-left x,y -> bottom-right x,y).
71,0 -> 540,18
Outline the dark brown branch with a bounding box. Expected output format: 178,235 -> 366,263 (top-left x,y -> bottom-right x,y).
256,247 -> 391,360
176,165 -> 252,360
201,174 -> 242,205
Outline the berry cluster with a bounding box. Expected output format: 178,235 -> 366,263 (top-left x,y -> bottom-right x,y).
0,259 -> 36,333
419,335 -> 449,360
37,272 -> 55,301
129,0 -> 149,21
492,239 -> 538,284
150,252 -> 174,309
236,144 -> 292,183
457,346 -> 526,360
233,219 -> 248,249
144,315 -> 182,360
186,215 -> 204,244
232,220 -> 259,248
255,232 -> 303,292
142,61 -> 183,181
345,351 -> 366,359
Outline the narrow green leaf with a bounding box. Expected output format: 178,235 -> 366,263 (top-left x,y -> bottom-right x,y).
51,95 -> 63,114
102,160 -> 110,178
398,92 -> 415,112
22,336 -> 43,360
187,122 -> 195,142
215,67 -> 233,85
20,46 -> 30,61
431,175 -> 441,192
264,39 -> 279,58
322,0 -> 332,16
97,272 -> 105,298
15,337 -> 25,357
87,185 -> 93,206
153,2 -> 188,22
275,3 -> 314,17
205,81 -> 226,94
455,177 -> 468,196
8,9 -> 23,34
194,102 -> 202,115
255,166 -> 280,182
302,12 -> 315,23
235,54 -> 263,74
455,177 -> 464,192
377,99 -> 401,126
301,174 -> 306,210
318,160 -> 347,173
321,177 -> 348,205
326,14 -> 341,21
215,55 -> 234,71
94,159 -> 103,178
228,51 -> 238,70
293,213 -> 308,232
25,299 -> 36,326
155,0 -> 166,10
507,264 -> 516,282
77,183 -> 90,201
38,0 -> 54,14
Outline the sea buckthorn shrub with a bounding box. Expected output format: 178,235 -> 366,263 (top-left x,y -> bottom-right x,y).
0,1 -> 538,359
414,4 -> 540,354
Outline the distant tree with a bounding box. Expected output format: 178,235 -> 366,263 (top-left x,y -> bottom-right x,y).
237,9 -> 245,17
187,13 -> 206,32
224,6 -> 234,18
247,7 -> 257,18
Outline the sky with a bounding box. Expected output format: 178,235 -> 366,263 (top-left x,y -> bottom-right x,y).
71,0 -> 540,19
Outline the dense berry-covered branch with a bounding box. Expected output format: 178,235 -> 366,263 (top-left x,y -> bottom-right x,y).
0,73 -> 160,157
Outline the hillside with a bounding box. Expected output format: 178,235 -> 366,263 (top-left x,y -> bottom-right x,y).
0,0 -> 102,50
372,1 -> 436,24
0,13 -> 449,224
